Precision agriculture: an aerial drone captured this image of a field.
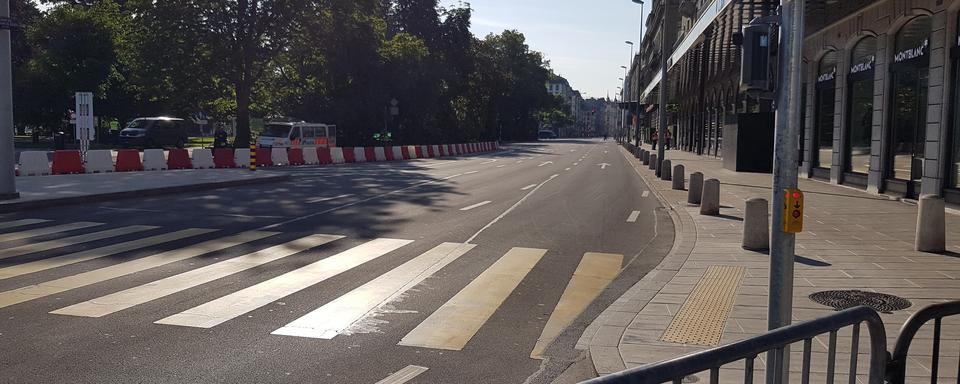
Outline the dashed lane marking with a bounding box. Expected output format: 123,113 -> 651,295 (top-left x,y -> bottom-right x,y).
627,211 -> 642,223
521,184 -> 537,191
642,191 -> 650,198
306,194 -> 353,204
460,201 -> 492,211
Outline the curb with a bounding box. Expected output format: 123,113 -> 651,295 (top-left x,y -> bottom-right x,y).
578,144 -> 698,375
0,174 -> 290,213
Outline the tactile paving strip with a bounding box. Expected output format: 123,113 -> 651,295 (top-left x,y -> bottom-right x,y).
660,265 -> 746,346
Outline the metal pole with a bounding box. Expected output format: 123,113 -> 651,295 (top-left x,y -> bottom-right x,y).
767,0 -> 803,382
656,0 -> 670,177
636,1 -> 645,148
0,0 -> 18,200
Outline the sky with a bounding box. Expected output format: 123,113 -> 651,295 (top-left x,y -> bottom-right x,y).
449,0 -> 651,100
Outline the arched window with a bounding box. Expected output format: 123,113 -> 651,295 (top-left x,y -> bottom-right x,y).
814,51 -> 838,171
845,36 -> 877,177
888,16 -> 931,196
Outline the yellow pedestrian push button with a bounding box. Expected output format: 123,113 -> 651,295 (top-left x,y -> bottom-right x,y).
782,189 -> 803,233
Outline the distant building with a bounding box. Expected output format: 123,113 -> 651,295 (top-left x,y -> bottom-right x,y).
546,76 -> 587,137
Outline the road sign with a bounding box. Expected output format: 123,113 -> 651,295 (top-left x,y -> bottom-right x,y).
782,189 -> 803,233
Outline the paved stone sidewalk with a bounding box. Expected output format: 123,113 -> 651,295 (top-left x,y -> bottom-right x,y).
579,146 -> 960,382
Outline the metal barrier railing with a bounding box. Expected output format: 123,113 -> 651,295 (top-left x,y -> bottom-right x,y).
886,301 -> 960,384
581,306 -> 888,384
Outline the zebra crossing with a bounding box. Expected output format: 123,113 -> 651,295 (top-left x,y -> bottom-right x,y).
0,218 -> 624,358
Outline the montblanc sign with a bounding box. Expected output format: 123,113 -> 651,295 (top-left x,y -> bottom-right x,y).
817,67 -> 836,83
850,55 -> 875,74
894,39 -> 929,63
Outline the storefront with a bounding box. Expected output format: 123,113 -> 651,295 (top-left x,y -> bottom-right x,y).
948,14 -> 960,202
886,16 -> 931,198
813,51 -> 838,178
843,36 -> 877,187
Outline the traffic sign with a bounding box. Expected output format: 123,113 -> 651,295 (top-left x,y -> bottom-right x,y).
782,188 -> 804,233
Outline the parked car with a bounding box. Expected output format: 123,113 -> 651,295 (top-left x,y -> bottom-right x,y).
118,117 -> 189,148
538,129 -> 557,140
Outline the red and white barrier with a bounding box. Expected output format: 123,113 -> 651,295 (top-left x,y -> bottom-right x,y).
406,146 -> 417,159
330,147 -> 346,164
20,151 -> 51,176
192,149 -> 216,169
391,146 -> 404,161
84,150 -> 114,174
232,149 -> 249,168
303,148 -> 319,165
143,149 -> 168,171
374,147 -> 387,162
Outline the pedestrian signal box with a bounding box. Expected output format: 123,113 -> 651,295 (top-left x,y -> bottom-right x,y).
782,189 -> 804,233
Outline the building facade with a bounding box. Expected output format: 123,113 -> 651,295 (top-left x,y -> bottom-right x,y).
546,76 -> 587,137
625,0 -> 960,203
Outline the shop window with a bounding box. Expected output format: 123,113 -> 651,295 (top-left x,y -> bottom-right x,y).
888,16 -> 931,188
950,15 -> 960,190
845,36 -> 877,174
814,51 -> 838,170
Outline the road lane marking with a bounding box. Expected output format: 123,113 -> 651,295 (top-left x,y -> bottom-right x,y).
497,165 -> 506,168
0,219 -> 49,230
375,365 -> 429,384
272,243 -> 476,339
0,225 -> 157,260
538,161 -> 553,167
516,160 -> 523,164
398,247 -> 547,350
642,191 -> 650,198
521,184 -> 537,191
0,222 -> 103,243
573,163 -> 579,166
531,252 -> 622,358
626,211 -> 642,223
0,228 -> 217,281
53,234 -> 342,318
0,232 -> 277,311
306,194 -> 353,204
459,201 -> 492,211
463,171 -> 479,175
565,168 -> 571,171
155,238 -> 411,328
480,159 -> 497,165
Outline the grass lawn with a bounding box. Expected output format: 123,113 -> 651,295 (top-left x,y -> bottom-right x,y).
187,137 -> 215,147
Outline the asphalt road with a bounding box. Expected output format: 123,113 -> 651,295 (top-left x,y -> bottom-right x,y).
0,139 -> 674,384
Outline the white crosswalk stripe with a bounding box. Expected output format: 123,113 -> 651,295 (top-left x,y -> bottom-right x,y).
53,234 -> 340,318
273,242 -> 475,339
0,222 -> 103,243
375,365 -> 429,384
0,219 -> 50,230
156,238 -> 412,328
0,225 -> 158,260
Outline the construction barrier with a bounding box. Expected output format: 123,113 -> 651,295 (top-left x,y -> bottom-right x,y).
269,147 -> 289,166
191,149 -> 215,169
288,148 -> 305,166
52,150 -> 84,175
332,147 -> 347,164
143,149 -> 167,171
440,145 -> 448,157
115,149 -> 143,172
429,145 -> 438,158
168,149 -> 193,169
82,150 -> 113,174
19,151 -> 51,176
384,146 -> 395,161
374,147 -> 387,162
406,146 -> 417,159
318,147 -> 334,165
232,149 -> 249,169
303,148 -> 319,165
392,146 -> 404,161
214,149 -> 236,168
414,146 -> 424,158
342,147 -> 356,163
363,147 -> 376,163
255,148 -> 273,167
353,147 -> 367,163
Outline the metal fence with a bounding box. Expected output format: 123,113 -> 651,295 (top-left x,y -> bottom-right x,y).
886,301 -> 960,384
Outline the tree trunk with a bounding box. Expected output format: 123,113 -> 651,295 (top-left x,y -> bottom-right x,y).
234,79 -> 252,148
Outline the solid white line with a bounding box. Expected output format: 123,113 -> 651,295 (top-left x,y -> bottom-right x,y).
521,184 -> 537,191
0,225 -> 157,260
497,165 -> 506,168
463,171 -> 479,175
272,242 -> 475,339
306,194 -> 353,204
0,222 -> 103,243
155,238 -> 412,328
52,234 -> 341,318
460,201 -> 492,211
642,191 -> 650,198
375,365 -> 429,384
627,210 -> 642,223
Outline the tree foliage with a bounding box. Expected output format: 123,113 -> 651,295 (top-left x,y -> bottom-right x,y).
13,0 -> 569,144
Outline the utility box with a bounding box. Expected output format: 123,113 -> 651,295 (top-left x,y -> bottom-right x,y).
782,189 -> 804,233
740,23 -> 772,93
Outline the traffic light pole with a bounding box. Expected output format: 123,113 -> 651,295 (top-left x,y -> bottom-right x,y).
0,0 -> 18,200
766,0 -> 804,382
656,1 -> 670,177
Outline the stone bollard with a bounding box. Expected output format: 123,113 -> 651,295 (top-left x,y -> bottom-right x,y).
642,151 -> 650,165
742,198 -> 770,251
660,160 -> 672,181
700,178 -> 720,216
672,164 -> 685,190
688,172 -> 704,204
915,195 -> 946,253
649,154 -> 658,171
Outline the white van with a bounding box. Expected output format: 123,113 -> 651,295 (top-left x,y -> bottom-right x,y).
257,122 -> 337,148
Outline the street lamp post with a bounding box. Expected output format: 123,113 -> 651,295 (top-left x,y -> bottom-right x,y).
656,1 -> 671,178
0,0 -> 18,200
631,0 -> 645,149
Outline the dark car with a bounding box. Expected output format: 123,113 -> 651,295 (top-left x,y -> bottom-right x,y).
118,117 -> 189,148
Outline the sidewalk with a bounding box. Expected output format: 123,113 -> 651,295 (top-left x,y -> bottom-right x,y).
0,169 -> 288,213
579,146 -> 960,382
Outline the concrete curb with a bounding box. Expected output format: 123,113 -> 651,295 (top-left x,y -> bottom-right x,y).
0,174 -> 290,213
578,144 -> 698,375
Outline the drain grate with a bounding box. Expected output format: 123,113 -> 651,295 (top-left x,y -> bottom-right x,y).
809,290 -> 912,313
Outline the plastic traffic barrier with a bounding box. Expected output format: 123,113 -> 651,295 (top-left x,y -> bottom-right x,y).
212,149 -> 236,168
426,145 -> 436,158
268,147 -> 288,166
391,146 -> 404,161
363,147 -> 376,162
318,147 -> 333,165
84,150 -> 114,174
374,147 -> 386,162
232,149 -> 250,168
51,150 -> 84,175
384,146 -> 395,161
342,147 -> 355,163
190,148 -> 215,169
114,149 -> 143,172
352,147 -> 366,163
331,147 -> 347,164
288,148 -> 305,165
142,149 -> 167,171
303,148 -> 319,165
254,148 -> 273,166
167,148 -> 193,169
19,151 -> 51,176
413,146 -> 423,159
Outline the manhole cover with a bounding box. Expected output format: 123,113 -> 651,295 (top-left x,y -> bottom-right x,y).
682,374 -> 699,383
809,290 -> 912,313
